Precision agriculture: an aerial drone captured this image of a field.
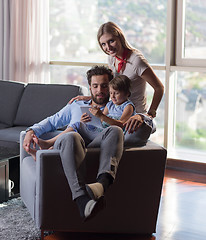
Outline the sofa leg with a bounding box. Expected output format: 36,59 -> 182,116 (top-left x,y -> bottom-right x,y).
41,229 -> 44,240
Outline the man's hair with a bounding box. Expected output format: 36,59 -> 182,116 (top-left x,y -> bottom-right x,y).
87,65 -> 113,85
109,75 -> 131,97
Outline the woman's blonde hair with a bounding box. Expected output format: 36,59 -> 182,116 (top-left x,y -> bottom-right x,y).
97,22 -> 135,54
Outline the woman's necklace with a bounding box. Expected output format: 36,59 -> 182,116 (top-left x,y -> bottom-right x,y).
115,49 -> 128,73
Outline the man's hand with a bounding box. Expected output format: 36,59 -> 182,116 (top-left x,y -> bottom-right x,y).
80,113 -> 91,123
23,129 -> 36,153
123,114 -> 144,134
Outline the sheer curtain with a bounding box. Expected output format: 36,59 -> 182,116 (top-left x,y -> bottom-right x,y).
0,0 -> 49,83
0,0 -> 11,80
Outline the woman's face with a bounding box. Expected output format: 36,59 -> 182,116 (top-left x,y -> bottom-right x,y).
99,33 -> 124,58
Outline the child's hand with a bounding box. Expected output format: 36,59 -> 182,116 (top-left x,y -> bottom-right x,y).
89,106 -> 102,117
80,113 -> 91,122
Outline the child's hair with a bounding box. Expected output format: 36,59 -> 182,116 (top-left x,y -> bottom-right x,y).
109,75 -> 131,97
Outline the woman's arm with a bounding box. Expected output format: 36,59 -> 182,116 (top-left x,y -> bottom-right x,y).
123,114 -> 144,133
89,105 -> 134,129
141,67 -> 164,118
68,95 -> 91,104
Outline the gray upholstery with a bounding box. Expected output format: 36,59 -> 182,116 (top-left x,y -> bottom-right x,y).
0,122 -> 9,129
0,80 -> 24,127
20,131 -> 167,235
0,80 -> 87,151
14,84 -> 86,126
0,126 -> 27,143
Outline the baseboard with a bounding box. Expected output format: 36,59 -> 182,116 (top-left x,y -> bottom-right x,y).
166,158 -> 206,175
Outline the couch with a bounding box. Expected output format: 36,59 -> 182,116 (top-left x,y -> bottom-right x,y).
0,79 -> 88,152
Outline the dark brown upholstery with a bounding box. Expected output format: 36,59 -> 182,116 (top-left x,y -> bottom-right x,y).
20,130 -> 167,237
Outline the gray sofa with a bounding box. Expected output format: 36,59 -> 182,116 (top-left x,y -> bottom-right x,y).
0,79 -> 87,152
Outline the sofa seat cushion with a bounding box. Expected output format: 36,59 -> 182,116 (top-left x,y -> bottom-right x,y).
0,123 -> 10,129
0,80 -> 25,126
0,126 -> 27,143
14,83 -> 87,126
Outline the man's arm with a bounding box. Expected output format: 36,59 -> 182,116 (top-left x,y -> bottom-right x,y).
29,104 -> 73,137
23,104 -> 73,153
23,129 -> 36,153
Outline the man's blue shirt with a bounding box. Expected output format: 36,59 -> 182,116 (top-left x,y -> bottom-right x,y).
30,100 -> 104,137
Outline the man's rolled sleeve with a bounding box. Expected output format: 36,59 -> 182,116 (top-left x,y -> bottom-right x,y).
28,104 -> 73,137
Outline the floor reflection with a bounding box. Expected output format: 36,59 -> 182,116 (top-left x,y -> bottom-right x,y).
47,232 -> 156,240
45,169 -> 206,240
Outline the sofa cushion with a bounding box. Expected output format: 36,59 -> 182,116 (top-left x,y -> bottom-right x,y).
0,80 -> 25,126
14,83 -> 87,126
0,123 -> 10,129
0,140 -> 20,154
0,126 -> 27,143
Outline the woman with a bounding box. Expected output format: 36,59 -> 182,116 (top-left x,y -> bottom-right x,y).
71,22 -> 164,146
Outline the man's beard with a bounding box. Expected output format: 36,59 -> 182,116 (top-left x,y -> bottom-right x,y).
91,92 -> 110,105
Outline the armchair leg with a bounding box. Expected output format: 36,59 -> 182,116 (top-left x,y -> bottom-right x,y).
41,229 -> 44,240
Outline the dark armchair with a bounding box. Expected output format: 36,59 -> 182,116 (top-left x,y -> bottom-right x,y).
20,131 -> 167,239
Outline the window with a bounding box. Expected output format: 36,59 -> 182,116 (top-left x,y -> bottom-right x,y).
171,0 -> 206,161
148,70 -> 165,146
50,0 -> 167,64
173,71 -> 206,158
176,0 -> 206,66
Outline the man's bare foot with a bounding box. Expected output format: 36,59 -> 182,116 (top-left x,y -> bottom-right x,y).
33,135 -> 51,149
28,147 -> 37,161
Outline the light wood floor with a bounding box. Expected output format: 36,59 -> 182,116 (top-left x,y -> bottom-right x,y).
45,168 -> 206,240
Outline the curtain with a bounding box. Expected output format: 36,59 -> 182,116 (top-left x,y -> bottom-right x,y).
0,0 -> 11,80
0,0 -> 49,83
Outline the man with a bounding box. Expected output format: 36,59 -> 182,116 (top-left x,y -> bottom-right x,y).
23,66 -> 124,221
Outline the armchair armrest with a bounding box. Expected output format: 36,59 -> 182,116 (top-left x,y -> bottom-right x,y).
34,149 -> 74,228
35,149 -> 61,192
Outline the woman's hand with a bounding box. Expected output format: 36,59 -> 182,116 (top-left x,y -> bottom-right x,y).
145,113 -> 154,119
80,113 -> 91,123
68,95 -> 91,104
123,114 -> 144,134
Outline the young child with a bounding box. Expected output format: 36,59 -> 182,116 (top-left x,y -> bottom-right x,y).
89,74 -> 136,129
31,75 -> 135,159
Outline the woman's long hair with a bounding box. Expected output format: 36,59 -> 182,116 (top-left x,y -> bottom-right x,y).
97,21 -> 135,54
